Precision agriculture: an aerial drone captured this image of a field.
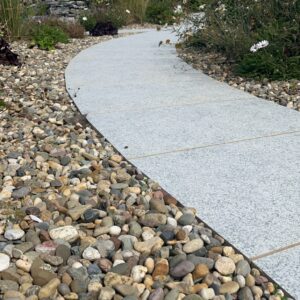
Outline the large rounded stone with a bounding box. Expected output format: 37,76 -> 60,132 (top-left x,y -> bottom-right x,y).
49,226 -> 79,243
215,257 -> 236,275
170,260 -> 195,278
0,253 -> 10,271
219,281 -> 240,294
236,259 -> 251,276
183,239 -> 204,253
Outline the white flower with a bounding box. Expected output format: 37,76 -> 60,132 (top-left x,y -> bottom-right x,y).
174,5 -> 183,14
215,3 -> 226,12
82,17 -> 87,21
126,9 -> 130,14
250,40 -> 269,53
199,4 -> 206,10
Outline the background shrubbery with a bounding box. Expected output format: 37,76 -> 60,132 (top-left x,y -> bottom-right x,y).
184,0 -> 300,80
145,0 -> 176,24
0,0 -> 184,45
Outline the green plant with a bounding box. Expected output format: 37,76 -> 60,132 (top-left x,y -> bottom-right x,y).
0,0 -> 23,40
120,0 -> 150,24
80,14 -> 97,32
145,0 -> 176,24
97,3 -> 128,28
0,100 -> 6,108
184,0 -> 300,80
42,18 -> 85,38
30,24 -> 69,50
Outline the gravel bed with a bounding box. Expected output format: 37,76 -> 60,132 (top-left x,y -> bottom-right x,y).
178,48 -> 300,112
0,35 -> 294,300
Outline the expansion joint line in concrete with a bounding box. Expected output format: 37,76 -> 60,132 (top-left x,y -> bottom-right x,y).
251,241 -> 300,261
128,129 -> 300,160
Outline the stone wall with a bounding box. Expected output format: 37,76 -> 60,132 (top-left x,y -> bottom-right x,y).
43,0 -> 90,18
23,0 -> 90,19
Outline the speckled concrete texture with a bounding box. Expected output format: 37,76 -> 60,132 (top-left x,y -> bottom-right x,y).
66,29 -> 300,297
86,98 -> 300,158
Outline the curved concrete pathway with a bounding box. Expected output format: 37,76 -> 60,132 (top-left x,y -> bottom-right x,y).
66,29 -> 300,298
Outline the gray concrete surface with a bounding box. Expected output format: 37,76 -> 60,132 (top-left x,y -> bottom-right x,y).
66,29 -> 300,298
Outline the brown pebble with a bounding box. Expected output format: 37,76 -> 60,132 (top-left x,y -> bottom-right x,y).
192,264 -> 209,280
176,229 -> 187,241
62,272 -> 72,285
191,283 -> 208,293
164,194 -> 177,205
152,259 -> 169,280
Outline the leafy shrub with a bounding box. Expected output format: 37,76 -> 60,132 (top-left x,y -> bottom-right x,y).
95,7 -> 127,28
120,0 -> 150,24
184,0 -> 203,12
30,24 -> 69,50
80,15 -> 97,32
145,0 -> 175,24
184,0 -> 300,80
42,18 -> 85,38
82,2 -> 127,29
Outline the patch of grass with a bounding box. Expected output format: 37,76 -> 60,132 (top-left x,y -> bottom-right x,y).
0,0 -> 23,40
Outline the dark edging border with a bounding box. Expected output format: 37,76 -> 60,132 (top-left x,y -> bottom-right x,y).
65,35 -> 295,300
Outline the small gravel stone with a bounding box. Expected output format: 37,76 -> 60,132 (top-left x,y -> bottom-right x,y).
0,254 -> 10,271
236,259 -> 251,276
170,260 -> 195,278
12,187 -> 30,199
178,213 -> 195,226
99,287 -> 115,300
237,286 -> 254,300
109,226 -> 121,236
82,247 -> 101,261
219,281 -> 240,294
215,257 -> 236,275
58,283 -> 71,296
49,226 -> 79,242
4,228 -> 25,240
183,239 -> 204,253
3,290 -> 25,300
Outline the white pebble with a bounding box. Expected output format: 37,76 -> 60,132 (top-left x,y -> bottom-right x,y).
82,247 -> 101,261
182,225 -> 193,233
131,265 -> 147,283
109,226 -> 121,236
72,262 -> 83,269
0,253 -> 10,271
167,217 -> 177,227
113,259 -> 125,267
4,228 -> 25,241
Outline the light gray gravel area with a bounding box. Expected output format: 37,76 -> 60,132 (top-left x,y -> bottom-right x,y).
66,28 -> 300,298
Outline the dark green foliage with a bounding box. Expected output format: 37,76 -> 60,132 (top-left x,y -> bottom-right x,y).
30,24 -> 69,50
80,15 -> 97,32
187,0 -> 300,80
0,100 -> 5,108
145,0 -> 175,24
